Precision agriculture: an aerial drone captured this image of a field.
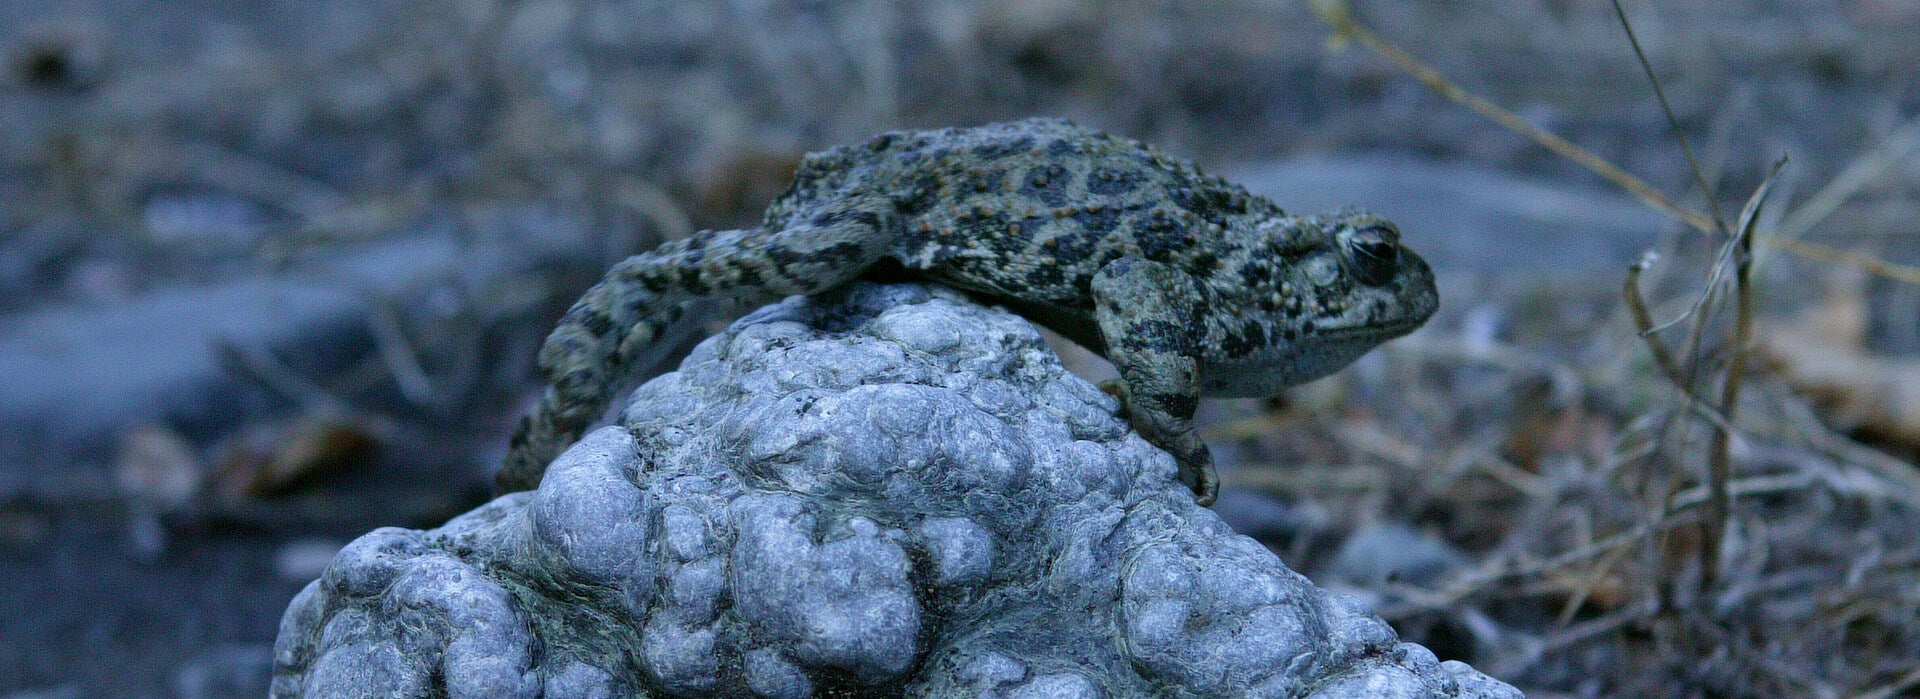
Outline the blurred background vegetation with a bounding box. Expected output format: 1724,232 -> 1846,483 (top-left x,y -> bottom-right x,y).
2,1 -> 1918,696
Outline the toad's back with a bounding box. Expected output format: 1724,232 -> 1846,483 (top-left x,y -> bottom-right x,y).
763,118 -> 1282,305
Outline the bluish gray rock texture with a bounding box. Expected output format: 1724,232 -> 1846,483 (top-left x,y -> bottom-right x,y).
271,282 -> 1520,698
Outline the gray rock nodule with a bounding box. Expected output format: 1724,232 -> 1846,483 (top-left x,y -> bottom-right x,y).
272,283 -> 1518,698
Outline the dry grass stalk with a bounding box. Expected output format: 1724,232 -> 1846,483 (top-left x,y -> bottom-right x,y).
1624,254 -> 1688,387
1608,0 -> 1729,234
1698,159 -> 1783,586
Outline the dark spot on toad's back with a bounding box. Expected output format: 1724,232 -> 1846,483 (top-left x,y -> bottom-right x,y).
963,170 -> 1003,194
1087,166 -> 1144,196
897,172 -> 943,215
1073,205 -> 1123,237
1135,219 -> 1194,262
1188,250 -> 1220,274
1021,163 -> 1072,208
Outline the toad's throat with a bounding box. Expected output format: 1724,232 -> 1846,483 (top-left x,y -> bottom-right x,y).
1198,322 -> 1418,397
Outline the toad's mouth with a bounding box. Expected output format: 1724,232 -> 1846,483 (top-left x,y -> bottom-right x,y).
1307,315 -> 1428,343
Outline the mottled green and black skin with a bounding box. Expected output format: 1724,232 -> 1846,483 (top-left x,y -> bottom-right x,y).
500,118 -> 1439,503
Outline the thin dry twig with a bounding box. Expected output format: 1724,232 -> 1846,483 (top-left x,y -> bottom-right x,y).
1543,596 -> 1662,652
217,339 -> 401,439
1610,0 -> 1728,234
1556,533 -> 1637,626
1856,666 -> 1920,699
1701,158 -> 1785,588
1762,236 -> 1920,286
1774,112 -> 1920,243
217,341 -> 356,421
1623,252 -> 1688,386
366,297 -> 434,405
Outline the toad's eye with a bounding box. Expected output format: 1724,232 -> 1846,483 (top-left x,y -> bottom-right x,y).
1344,225 -> 1399,286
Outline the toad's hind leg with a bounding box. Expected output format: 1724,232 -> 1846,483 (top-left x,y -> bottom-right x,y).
497,206 -> 898,492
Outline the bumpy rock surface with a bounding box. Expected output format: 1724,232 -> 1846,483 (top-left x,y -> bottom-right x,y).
272,283 -> 1518,698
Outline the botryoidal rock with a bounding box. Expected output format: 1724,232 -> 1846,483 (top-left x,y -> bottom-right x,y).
272,283 -> 1519,698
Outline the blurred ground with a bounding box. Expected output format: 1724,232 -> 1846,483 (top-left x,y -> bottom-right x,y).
1,1 -> 1917,697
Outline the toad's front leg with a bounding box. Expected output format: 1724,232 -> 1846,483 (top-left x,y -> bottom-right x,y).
1091,257 -> 1217,506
